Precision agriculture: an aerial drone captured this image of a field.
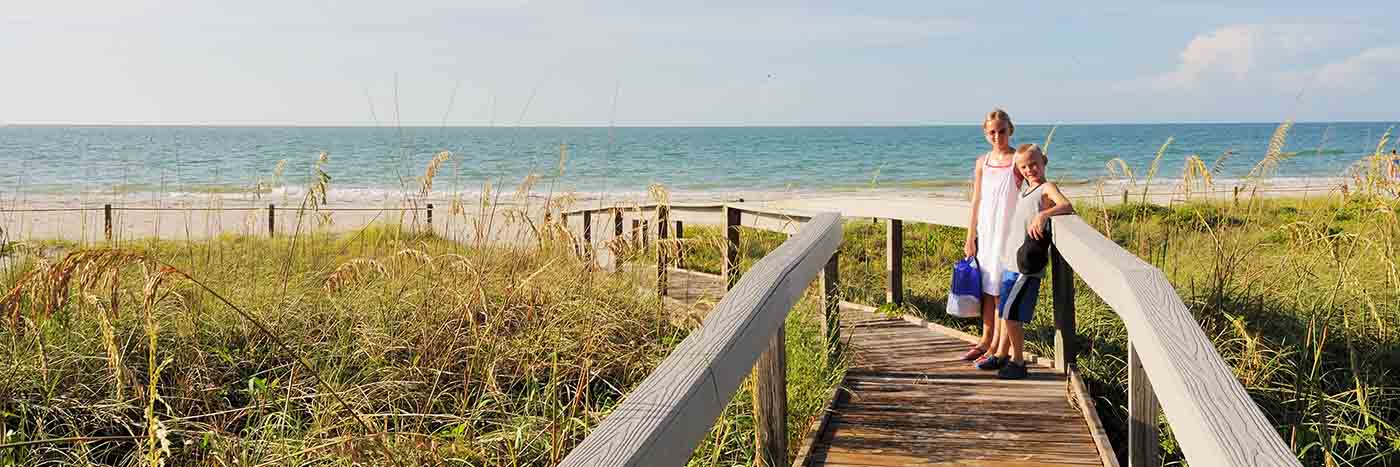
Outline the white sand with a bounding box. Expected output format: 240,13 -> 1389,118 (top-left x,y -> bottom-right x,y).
0,179 -> 1349,244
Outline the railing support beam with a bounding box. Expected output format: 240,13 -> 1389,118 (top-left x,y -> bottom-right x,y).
674,220 -> 685,269
104,204 -> 113,242
1051,238 -> 1077,372
1129,341 -> 1161,467
821,252 -> 841,367
657,206 -> 669,297
582,210 -> 593,265
885,218 -> 903,305
752,326 -> 788,467
613,209 -> 624,270
722,206 -> 741,290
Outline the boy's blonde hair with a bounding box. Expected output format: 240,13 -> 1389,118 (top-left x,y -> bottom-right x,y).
984,108 -> 1014,134
1016,143 -> 1046,162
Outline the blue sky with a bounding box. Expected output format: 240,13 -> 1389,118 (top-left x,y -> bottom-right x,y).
3,1 -> 1396,125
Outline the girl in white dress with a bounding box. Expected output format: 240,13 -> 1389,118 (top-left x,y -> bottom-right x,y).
961,109 -> 1021,362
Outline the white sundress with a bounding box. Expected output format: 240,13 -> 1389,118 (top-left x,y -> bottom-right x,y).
974,152 -> 1019,296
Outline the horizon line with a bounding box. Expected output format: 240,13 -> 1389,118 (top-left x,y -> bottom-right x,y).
5,119 -> 1397,128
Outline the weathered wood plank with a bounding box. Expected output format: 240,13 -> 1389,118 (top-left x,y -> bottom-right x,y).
799,306 -> 1103,467
1070,368 -> 1121,467
739,204 -> 817,233
558,213 -> 841,466
561,202 -> 726,216
789,383 -> 848,467
1052,215 -> 1298,466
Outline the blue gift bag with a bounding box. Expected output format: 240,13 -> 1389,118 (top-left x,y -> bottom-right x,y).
946,257 -> 982,318
951,257 -> 982,296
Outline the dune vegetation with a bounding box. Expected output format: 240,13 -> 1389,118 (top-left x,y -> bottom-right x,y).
0,167 -> 842,466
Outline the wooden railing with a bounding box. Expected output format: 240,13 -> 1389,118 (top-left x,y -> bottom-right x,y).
559,200 -> 1301,467
557,208 -> 840,467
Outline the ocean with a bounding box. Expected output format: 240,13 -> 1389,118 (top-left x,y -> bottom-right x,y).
1,122 -> 1394,203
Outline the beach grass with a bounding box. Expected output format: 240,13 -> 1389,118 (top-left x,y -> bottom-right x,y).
0,216 -> 842,465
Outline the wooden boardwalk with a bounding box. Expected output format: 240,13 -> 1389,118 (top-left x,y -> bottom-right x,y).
646,267 -> 1105,466
562,203 -> 1300,467
802,307 -> 1104,466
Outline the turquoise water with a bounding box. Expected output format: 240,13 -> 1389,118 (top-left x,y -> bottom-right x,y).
1,123 -> 1394,201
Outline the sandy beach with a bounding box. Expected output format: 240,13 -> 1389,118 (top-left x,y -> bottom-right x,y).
0,177 -> 1348,245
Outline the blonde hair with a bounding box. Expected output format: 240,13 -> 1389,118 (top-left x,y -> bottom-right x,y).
1017,143 -> 1046,162
983,108 -> 1014,135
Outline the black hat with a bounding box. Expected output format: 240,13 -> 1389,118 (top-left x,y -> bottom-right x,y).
1016,227 -> 1052,273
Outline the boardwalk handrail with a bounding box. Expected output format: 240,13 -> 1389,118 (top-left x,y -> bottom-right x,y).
1050,215 -> 1298,466
558,212 -> 842,466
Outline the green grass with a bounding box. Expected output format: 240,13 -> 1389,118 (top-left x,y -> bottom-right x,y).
673,194 -> 1400,466
0,221 -> 842,466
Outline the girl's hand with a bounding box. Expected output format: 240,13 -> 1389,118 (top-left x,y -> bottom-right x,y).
964,236 -> 977,258
1028,213 -> 1048,240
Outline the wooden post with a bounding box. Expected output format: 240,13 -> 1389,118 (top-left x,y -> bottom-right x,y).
642,220 -> 650,249
674,220 -> 685,269
752,326 -> 788,467
721,206 -> 741,290
613,209 -> 624,270
1129,341 -> 1161,467
1051,238 -> 1077,372
1122,189 -> 1129,205
582,210 -> 593,264
565,213 -> 577,256
426,203 -> 433,226
656,206 -> 669,297
103,204 -> 113,242
821,252 -> 841,367
885,218 -> 903,305
268,204 -> 275,237
631,219 -> 641,246
1233,186 -> 1241,208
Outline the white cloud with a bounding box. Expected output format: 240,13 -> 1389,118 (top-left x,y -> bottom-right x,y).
1314,46 -> 1400,92
1126,23 -> 1351,92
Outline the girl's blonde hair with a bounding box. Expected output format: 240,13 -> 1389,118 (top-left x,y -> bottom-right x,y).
983,108 -> 1014,135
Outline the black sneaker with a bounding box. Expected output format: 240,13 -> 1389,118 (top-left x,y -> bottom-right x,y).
975,355 -> 1005,370
997,360 -> 1028,379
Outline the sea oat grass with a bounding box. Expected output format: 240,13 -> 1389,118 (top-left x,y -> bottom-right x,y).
0,221 -> 841,465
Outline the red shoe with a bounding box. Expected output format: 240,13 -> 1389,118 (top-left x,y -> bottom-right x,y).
960,346 -> 987,361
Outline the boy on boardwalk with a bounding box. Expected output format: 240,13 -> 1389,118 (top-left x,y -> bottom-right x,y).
977,143 -> 1074,379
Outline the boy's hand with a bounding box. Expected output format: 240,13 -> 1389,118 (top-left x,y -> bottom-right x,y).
1028,213 -> 1048,240
964,236 -> 977,258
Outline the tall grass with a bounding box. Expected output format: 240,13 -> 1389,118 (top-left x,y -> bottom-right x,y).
0,154 -> 841,466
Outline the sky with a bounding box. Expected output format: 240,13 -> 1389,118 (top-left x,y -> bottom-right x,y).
2,1 -> 1397,126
